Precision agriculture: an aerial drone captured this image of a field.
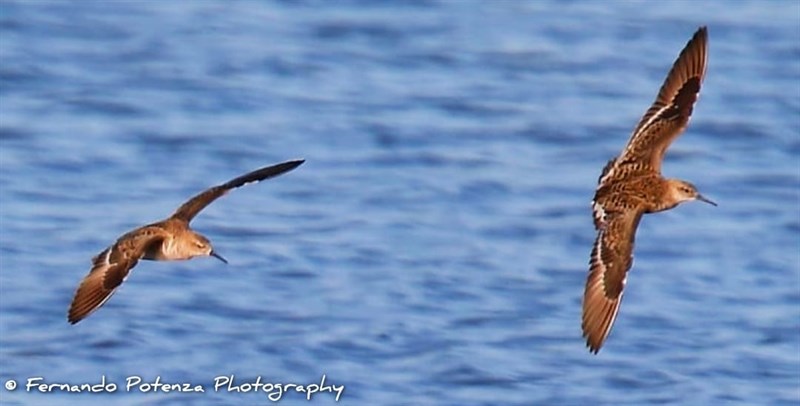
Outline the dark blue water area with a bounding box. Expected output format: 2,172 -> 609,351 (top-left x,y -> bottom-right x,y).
0,1 -> 798,405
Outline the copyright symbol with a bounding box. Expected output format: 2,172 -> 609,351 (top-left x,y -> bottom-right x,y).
4,380 -> 16,390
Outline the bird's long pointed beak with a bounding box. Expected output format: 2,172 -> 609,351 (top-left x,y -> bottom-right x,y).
210,250 -> 228,264
697,194 -> 717,207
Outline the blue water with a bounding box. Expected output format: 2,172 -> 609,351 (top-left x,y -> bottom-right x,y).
1,1 -> 798,405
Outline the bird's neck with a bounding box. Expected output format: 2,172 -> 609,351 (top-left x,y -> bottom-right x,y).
158,235 -> 194,261
652,179 -> 683,212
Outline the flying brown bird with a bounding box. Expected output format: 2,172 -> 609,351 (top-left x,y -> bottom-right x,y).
68,159 -> 304,324
582,27 -> 716,353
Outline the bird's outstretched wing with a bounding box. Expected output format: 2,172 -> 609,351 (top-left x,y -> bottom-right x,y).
582,208 -> 643,353
617,26 -> 708,173
171,159 -> 305,223
68,225 -> 168,324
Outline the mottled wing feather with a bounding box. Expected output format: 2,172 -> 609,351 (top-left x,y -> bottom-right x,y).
598,158 -> 617,185
171,159 -> 305,222
582,209 -> 643,353
618,26 -> 708,172
68,226 -> 167,324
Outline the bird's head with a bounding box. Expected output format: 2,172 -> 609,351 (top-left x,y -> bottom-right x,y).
187,232 -> 228,264
667,179 -> 717,207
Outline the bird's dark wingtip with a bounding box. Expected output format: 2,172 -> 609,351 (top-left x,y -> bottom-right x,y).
268,159 -> 305,178
266,158 -> 305,179
693,26 -> 708,44
264,158 -> 305,176
286,158 -> 305,168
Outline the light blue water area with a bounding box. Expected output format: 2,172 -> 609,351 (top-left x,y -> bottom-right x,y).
1,1 -> 798,405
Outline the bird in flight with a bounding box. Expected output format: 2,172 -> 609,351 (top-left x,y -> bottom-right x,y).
68,159 -> 304,324
582,27 -> 715,353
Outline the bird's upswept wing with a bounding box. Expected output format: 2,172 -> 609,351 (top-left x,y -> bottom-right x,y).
171,159 -> 304,223
617,26 -> 708,173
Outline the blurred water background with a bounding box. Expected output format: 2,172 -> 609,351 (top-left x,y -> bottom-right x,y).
1,1 -> 798,405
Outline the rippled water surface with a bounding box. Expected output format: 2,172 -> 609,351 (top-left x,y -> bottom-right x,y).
1,1 -> 798,405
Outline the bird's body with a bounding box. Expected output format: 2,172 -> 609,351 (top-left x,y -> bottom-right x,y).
68,159 -> 304,324
582,27 -> 715,353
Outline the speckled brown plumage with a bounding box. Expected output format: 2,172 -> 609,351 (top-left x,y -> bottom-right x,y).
582,27 -> 716,353
68,159 -> 304,324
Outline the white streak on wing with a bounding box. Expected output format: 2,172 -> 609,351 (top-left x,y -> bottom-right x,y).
594,231 -> 622,345
625,103 -> 673,155
592,200 -> 607,228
